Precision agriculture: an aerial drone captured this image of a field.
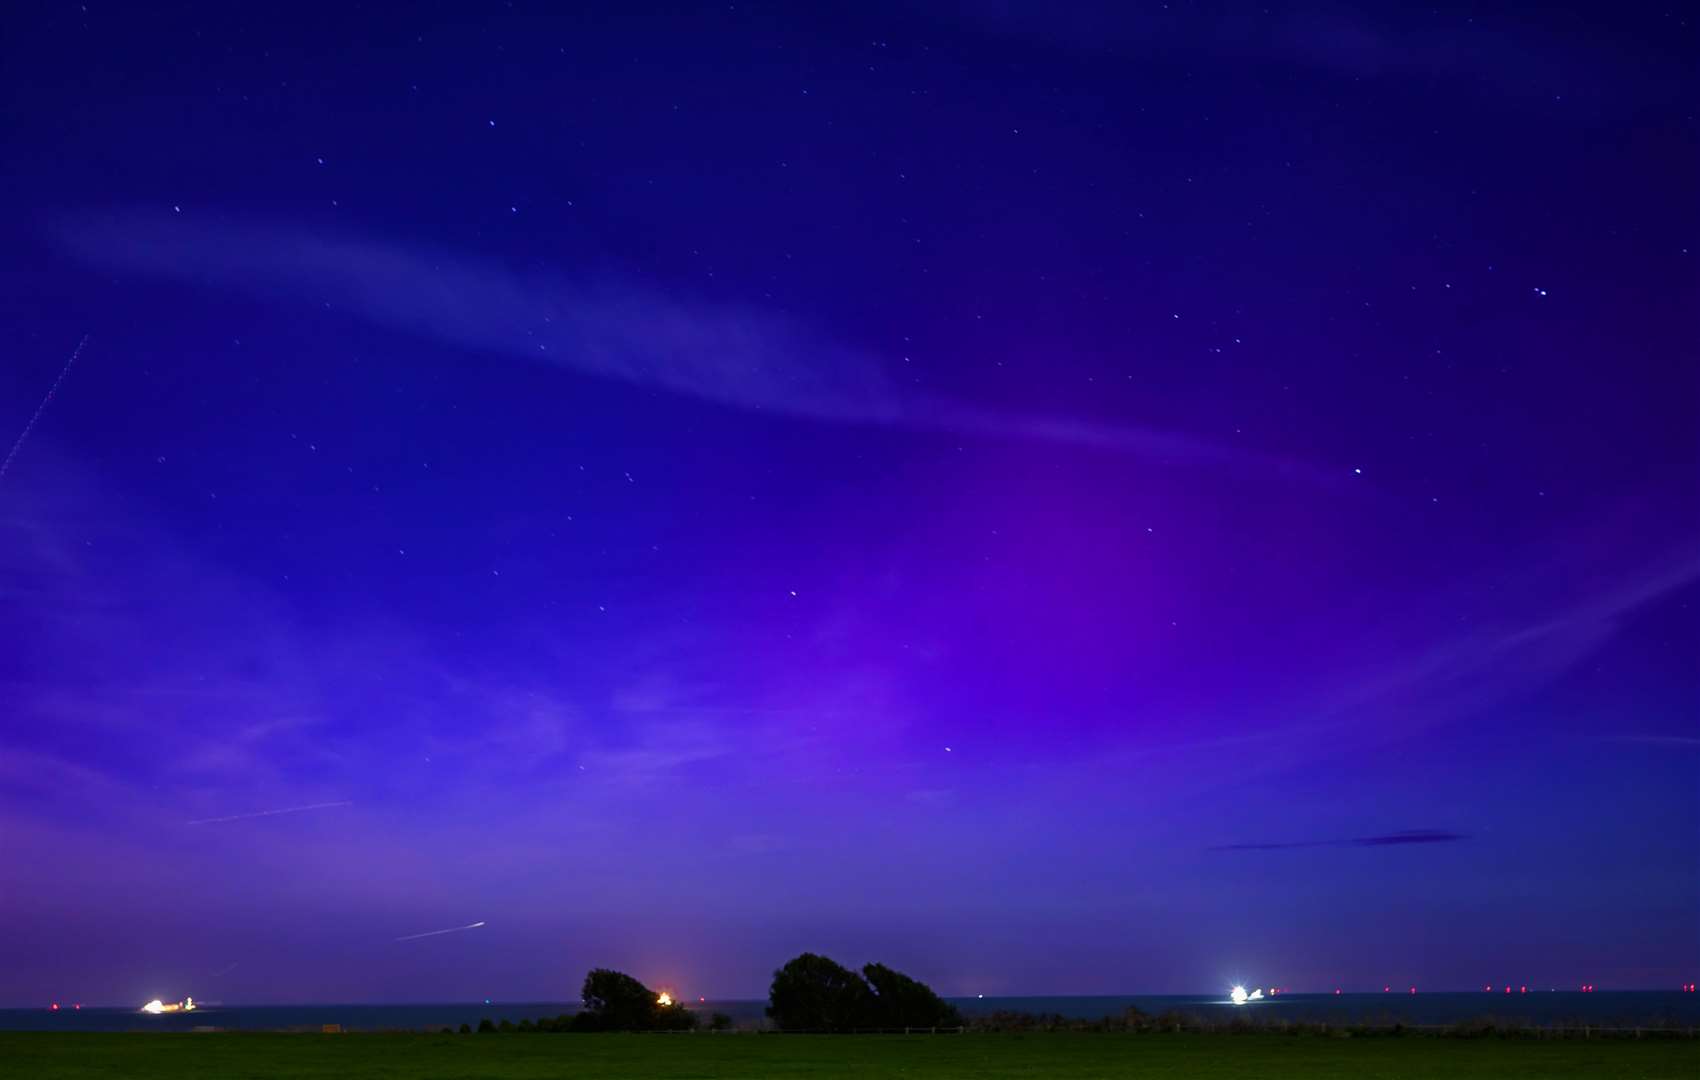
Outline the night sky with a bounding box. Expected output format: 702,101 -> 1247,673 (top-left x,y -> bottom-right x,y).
1,2 -> 1695,1007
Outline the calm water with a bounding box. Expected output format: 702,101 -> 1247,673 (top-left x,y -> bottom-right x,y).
4,993 -> 1697,1032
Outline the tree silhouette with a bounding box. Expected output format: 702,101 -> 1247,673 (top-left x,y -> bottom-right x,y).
577,967 -> 697,1031
766,952 -> 875,1031
864,962 -> 961,1028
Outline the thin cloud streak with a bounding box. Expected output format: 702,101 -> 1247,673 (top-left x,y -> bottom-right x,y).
913,2 -> 1675,101
1354,829 -> 1467,846
1588,735 -> 1700,749
1211,829 -> 1467,852
55,213 -> 1325,478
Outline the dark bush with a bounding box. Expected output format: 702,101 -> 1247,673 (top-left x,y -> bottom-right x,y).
708,1011 -> 733,1031
476,1018 -> 495,1033
863,962 -> 961,1028
580,968 -> 659,1031
577,966 -> 698,1031
654,1001 -> 699,1031
458,1023 -> 471,1034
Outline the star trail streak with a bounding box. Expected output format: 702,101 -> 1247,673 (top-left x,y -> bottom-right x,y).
0,335 -> 86,484
185,801 -> 353,826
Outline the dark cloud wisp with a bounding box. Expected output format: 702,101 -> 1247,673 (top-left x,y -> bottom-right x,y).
1210,829 -> 1468,853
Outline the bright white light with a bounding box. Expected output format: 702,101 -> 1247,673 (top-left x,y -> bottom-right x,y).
656,992 -> 673,1007
141,999 -> 165,1014
1229,985 -> 1248,1005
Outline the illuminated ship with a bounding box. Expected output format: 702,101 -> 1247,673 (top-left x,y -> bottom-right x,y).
139,996 -> 196,1014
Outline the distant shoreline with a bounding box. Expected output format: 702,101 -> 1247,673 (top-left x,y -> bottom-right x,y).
6,992 -> 1699,1034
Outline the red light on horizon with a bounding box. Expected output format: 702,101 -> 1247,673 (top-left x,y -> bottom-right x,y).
1409,987 -> 1416,994
49,1003 -> 59,1011
1520,986 -> 1527,994
1334,989 -> 1341,995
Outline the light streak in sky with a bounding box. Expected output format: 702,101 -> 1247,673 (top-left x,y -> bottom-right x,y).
0,335 -> 88,484
395,920 -> 486,942
185,800 -> 353,825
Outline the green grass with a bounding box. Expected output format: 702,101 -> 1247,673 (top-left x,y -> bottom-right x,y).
4,1031 -> 1697,1079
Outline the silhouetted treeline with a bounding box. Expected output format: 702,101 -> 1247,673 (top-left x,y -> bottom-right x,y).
576,968 -> 699,1031
461,954 -> 958,1034
767,953 -> 961,1031
457,956 -> 1700,1040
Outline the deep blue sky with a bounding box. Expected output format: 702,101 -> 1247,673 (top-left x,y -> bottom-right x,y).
0,2 -> 1694,1006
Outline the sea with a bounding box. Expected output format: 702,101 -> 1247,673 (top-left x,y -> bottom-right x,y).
3,992 -> 1697,1033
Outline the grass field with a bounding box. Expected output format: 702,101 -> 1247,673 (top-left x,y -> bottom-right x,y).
5,1031 -> 1698,1079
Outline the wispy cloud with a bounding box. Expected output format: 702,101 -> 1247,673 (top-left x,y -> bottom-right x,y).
1211,829 -> 1467,852
913,2 -> 1672,100
54,212 -> 1323,477
1354,829 -> 1467,847
1587,735 -> 1700,750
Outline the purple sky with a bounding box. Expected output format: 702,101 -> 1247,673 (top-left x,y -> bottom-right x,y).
1,2 -> 1695,1006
